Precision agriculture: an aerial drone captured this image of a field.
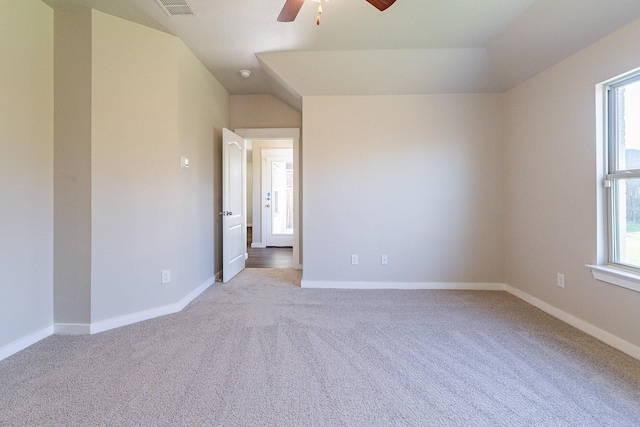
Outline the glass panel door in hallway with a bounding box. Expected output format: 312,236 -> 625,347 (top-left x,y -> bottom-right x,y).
266,155 -> 293,247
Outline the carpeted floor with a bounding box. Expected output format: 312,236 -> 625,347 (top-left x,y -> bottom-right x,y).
2,268 -> 640,426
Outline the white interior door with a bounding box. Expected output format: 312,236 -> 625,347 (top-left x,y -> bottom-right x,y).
264,154 -> 294,247
222,128 -> 246,283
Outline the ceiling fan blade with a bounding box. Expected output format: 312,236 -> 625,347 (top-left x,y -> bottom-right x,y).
277,0 -> 305,22
365,0 -> 396,11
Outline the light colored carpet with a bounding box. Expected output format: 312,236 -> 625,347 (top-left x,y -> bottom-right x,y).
2,268 -> 640,426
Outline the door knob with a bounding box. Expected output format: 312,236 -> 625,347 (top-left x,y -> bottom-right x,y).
265,204 -> 270,208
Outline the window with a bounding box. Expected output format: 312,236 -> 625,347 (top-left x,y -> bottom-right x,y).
606,72 -> 640,271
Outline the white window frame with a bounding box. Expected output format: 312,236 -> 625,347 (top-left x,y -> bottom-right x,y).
588,70 -> 640,293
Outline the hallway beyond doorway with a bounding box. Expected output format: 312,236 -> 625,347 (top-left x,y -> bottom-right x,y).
246,227 -> 293,268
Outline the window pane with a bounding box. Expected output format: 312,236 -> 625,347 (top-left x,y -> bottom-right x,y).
613,178 -> 640,267
614,80 -> 640,170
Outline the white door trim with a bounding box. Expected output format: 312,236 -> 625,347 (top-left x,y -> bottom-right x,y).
234,128 -> 301,269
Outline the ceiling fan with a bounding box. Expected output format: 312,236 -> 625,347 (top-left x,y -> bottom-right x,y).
277,0 -> 396,22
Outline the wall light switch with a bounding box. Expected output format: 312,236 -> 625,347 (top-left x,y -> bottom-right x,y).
162,270 -> 171,284
557,273 -> 565,288
180,156 -> 189,169
351,254 -> 358,265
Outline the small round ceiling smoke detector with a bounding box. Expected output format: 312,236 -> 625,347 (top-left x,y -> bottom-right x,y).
239,70 -> 251,78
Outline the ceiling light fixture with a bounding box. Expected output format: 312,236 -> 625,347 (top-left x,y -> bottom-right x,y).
239,70 -> 251,78
311,0 -> 330,25
278,0 -> 394,24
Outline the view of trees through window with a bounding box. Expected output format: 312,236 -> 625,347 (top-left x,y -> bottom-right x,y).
613,79 -> 640,267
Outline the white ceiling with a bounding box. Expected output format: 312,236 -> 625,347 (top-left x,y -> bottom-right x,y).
42,0 -> 640,110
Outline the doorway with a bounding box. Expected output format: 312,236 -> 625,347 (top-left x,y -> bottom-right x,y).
234,128 -> 301,270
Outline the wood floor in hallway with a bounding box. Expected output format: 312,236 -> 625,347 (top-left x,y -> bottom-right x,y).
246,227 -> 294,268
246,246 -> 294,268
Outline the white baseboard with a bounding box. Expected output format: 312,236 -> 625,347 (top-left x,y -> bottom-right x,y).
300,279 -> 640,361
177,275 -> 217,311
90,275 -> 216,334
54,323 -> 91,335
6,279 -> 638,365
0,325 -> 54,362
1,276 -> 217,360
251,243 -> 266,249
503,284 -> 640,361
300,280 -> 504,290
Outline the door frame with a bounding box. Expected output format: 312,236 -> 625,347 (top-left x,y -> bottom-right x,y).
234,128 -> 301,269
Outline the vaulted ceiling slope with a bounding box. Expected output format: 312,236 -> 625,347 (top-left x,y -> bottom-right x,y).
43,0 -> 640,110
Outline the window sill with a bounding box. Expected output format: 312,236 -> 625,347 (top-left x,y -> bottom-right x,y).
587,264 -> 640,293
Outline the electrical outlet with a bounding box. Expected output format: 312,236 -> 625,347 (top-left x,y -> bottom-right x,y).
162,269 -> 171,284
381,255 -> 388,265
351,254 -> 358,265
557,273 -> 565,288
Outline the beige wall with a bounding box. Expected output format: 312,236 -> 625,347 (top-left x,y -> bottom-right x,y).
2,4 -> 229,356
89,10 -> 228,323
0,0 -> 54,348
302,95 -> 504,284
178,40 -> 229,295
90,10 -> 181,322
230,94 -> 301,130
52,9 -> 229,327
54,8 -> 92,325
504,18 -> 640,348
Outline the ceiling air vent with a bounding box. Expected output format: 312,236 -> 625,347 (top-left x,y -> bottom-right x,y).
155,0 -> 195,16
